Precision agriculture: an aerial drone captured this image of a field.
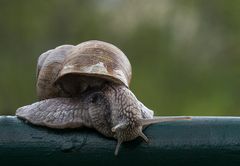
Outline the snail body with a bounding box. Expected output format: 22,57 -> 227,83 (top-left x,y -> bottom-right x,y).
16,40 -> 190,155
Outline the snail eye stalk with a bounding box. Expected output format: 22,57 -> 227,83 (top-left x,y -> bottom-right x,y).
140,116 -> 191,126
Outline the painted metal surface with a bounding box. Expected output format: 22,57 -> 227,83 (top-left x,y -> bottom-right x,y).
1,116 -> 240,166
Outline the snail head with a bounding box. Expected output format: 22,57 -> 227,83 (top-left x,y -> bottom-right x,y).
98,84 -> 191,156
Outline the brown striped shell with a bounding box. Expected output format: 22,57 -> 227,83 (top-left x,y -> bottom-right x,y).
36,40 -> 132,100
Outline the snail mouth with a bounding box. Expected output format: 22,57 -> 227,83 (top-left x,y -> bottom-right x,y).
111,123 -> 149,156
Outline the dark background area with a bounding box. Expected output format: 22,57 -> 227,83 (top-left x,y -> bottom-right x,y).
0,0 -> 239,115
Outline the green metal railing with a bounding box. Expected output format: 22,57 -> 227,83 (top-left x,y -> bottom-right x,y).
1,116 -> 240,166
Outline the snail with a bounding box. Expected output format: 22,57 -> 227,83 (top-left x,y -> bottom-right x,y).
16,40 -> 191,155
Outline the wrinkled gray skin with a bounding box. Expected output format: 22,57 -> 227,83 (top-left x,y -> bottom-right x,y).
16,83 -> 154,155
16,83 -> 191,155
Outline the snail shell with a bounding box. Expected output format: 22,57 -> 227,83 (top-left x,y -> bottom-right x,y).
37,40 -> 132,100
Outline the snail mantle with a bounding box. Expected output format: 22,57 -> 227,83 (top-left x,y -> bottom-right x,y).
1,116 -> 240,166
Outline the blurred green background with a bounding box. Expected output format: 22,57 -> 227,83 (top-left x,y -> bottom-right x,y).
0,0 -> 239,116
